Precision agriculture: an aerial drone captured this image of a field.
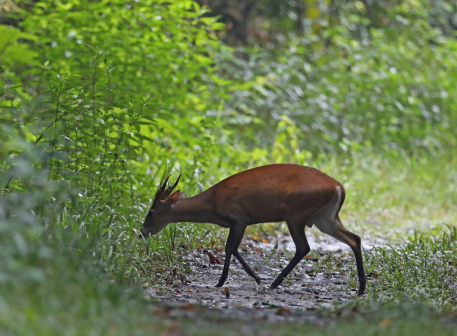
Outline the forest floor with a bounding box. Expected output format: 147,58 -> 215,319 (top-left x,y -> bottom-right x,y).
143,231 -> 384,324
133,207 -> 457,336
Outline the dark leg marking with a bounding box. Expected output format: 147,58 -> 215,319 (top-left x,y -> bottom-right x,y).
270,222 -> 310,289
215,224 -> 260,287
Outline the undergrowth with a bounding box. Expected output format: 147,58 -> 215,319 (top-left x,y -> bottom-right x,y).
1,0 -> 457,334
364,227 -> 457,310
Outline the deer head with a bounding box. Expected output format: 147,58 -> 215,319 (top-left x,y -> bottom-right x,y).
140,174 -> 183,237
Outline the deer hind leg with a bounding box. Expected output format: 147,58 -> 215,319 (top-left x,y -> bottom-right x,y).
312,195 -> 366,295
215,224 -> 260,287
270,221 -> 310,289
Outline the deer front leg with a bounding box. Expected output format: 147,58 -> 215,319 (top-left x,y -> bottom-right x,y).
270,221 -> 309,289
215,224 -> 259,287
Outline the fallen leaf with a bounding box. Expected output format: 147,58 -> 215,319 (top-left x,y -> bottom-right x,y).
379,318 -> 391,327
186,289 -> 192,292
276,308 -> 291,315
179,304 -> 196,311
204,250 -> 222,264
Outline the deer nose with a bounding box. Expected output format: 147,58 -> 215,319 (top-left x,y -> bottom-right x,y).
139,228 -> 149,239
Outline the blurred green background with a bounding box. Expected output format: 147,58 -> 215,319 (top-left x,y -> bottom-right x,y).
1,0 -> 457,334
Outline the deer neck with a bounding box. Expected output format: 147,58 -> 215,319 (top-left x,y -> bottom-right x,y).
168,191 -> 216,224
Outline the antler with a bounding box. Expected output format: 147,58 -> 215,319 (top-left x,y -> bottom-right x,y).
167,174 -> 181,192
155,174 -> 181,203
160,174 -> 172,191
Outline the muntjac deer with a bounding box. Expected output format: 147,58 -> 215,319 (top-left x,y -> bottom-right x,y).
140,164 -> 366,295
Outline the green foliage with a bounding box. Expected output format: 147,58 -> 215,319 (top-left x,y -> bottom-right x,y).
313,225 -> 457,311
1,0 -> 457,334
0,25 -> 37,67
2,0 -> 232,199
363,227 -> 457,310
0,137 -> 156,335
235,0 -> 457,44
1,0 -> 239,286
220,15 -> 457,155
324,151 -> 457,230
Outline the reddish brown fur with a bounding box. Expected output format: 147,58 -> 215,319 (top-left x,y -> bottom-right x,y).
141,164 -> 366,295
205,164 -> 341,224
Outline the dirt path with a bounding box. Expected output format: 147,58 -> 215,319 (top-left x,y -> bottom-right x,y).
144,232 -> 383,323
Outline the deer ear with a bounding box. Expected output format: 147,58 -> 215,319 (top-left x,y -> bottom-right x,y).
167,190 -> 180,205
179,192 -> 185,200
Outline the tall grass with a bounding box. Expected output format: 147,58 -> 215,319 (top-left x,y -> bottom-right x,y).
1,1 -> 457,334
